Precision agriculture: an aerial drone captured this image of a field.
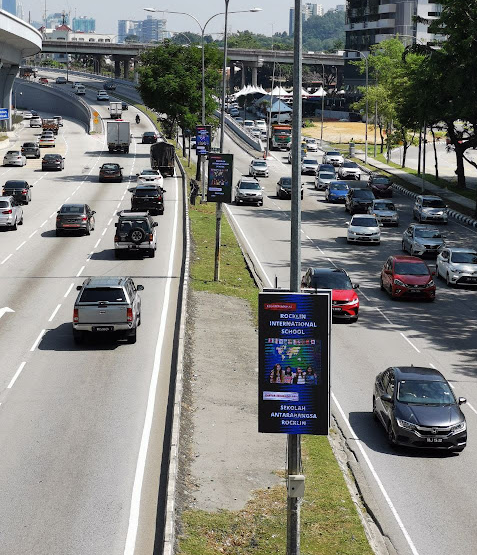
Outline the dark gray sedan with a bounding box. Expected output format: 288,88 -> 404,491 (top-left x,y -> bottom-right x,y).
21,142 -> 40,159
42,153 -> 65,171
56,203 -> 95,236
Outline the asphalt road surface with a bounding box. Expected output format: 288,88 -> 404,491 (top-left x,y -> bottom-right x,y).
200,131 -> 477,555
0,78 -> 183,554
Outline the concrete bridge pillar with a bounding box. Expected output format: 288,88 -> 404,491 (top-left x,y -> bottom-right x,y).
133,59 -> 139,84
114,59 -> 121,79
0,64 -> 19,131
251,65 -> 258,87
93,54 -> 102,75
122,58 -> 131,80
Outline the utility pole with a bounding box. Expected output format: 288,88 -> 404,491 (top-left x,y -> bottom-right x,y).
288,1 -> 302,554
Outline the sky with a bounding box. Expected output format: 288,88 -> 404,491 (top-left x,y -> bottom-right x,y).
21,0 -> 341,36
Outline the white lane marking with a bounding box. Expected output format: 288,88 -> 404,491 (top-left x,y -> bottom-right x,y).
1,254 -> 12,265
64,283 -> 74,298
376,307 -> 393,325
15,241 -> 26,251
123,174 -> 178,555
400,332 -> 421,353
359,289 -> 370,301
49,211 -> 57,218
332,392 -> 420,555
7,361 -> 26,389
76,266 -> 85,277
40,219 -> 48,228
29,230 -> 38,239
224,205 -> 274,288
30,329 -> 45,352
466,402 -> 477,416
116,202 -> 121,209
48,304 -> 61,322
108,218 -> 113,226
120,195 -> 125,201
102,228 -> 107,236
94,238 -> 101,249
429,363 -> 436,369
449,383 -> 455,389
65,196 -> 70,202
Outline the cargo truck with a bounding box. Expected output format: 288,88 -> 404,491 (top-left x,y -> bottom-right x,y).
150,142 -> 175,177
269,124 -> 292,151
42,118 -> 59,135
109,101 -> 122,119
107,120 -> 131,153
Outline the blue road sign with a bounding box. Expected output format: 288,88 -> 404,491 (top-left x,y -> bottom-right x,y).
0,108 -> 9,120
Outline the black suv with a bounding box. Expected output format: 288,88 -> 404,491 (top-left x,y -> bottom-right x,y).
2,180 -> 33,204
104,81 -> 116,90
345,188 -> 375,214
131,185 -> 165,215
114,211 -> 158,258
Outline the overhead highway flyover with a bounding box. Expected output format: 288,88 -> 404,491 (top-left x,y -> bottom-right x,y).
0,9 -> 41,129
0,75 -> 185,554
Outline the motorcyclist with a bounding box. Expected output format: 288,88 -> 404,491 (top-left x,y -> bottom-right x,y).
135,114 -> 140,124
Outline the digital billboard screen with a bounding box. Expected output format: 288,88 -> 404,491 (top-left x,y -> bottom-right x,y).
207,153 -> 233,203
258,291 -> 331,435
196,125 -> 211,155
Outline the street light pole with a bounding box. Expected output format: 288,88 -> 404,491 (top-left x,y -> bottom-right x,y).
344,49 -> 368,163
320,62 -> 325,147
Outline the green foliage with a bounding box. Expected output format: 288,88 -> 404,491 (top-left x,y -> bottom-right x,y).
302,9 -> 346,51
137,41 -> 222,137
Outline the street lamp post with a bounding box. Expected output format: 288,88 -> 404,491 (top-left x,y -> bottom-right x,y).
344,49 -> 368,163
320,63 -> 325,146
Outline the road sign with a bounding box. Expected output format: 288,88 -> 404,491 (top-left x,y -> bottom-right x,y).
207,153 -> 233,203
258,290 -> 331,435
0,108 -> 9,120
196,125 -> 212,155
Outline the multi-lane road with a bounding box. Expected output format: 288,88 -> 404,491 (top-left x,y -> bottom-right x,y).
0,75 -> 183,554
215,132 -> 477,555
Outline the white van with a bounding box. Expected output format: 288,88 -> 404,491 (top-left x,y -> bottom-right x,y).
74,84 -> 86,95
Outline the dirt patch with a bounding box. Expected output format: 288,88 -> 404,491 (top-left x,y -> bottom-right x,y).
303,121 -> 370,144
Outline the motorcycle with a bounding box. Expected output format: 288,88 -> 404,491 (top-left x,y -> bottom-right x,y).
135,115 -> 140,124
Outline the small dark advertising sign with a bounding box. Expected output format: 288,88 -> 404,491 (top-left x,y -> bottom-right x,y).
207,153 -> 233,203
195,125 -> 211,155
258,291 -> 331,435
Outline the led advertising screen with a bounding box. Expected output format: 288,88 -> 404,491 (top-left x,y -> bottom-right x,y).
207,153 -> 233,203
258,291 -> 331,435
196,125 -> 211,155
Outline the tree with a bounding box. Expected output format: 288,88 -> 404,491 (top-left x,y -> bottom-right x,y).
137,41 -> 222,145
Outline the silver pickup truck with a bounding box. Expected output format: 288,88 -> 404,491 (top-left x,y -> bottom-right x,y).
72,276 -> 143,344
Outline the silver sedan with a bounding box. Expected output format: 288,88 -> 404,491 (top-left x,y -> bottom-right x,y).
3,150 -> 26,167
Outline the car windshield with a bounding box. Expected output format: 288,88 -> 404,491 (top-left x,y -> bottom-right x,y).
372,177 -> 390,185
326,151 -> 340,156
6,151 -> 20,156
304,159 -> 317,165
343,162 -> 358,168
23,143 -> 36,147
353,190 -> 374,199
143,132 -> 155,136
374,202 -> 396,210
4,182 -> 25,188
451,252 -> 477,264
310,272 -> 352,290
44,155 -> 60,159
352,217 -> 377,227
319,173 -> 335,180
60,205 -> 84,214
239,182 -> 260,190
0,201 -> 9,208
397,380 -> 455,405
280,178 -> 292,188
423,199 -> 445,208
135,189 -> 159,197
140,170 -> 159,176
102,164 -> 119,170
330,182 -> 348,190
253,161 -> 267,167
119,220 -> 149,233
79,288 -> 126,303
415,228 -> 442,239
394,262 -> 429,275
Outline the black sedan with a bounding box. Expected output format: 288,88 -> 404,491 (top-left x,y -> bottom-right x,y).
2,180 -> 32,204
373,366 -> 467,452
99,163 -> 123,183
368,174 -> 393,198
21,142 -> 40,159
104,81 -> 116,90
122,101 -> 128,111
42,153 -> 65,171
141,131 -> 158,144
56,203 -> 95,236
276,177 -> 304,200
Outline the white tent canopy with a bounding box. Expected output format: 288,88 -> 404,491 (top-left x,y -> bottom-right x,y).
284,87 -> 310,97
308,86 -> 327,97
270,85 -> 291,97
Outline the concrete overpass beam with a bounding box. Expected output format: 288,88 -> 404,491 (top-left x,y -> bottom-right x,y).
0,65 -> 19,131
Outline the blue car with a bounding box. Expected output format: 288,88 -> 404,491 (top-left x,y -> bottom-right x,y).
325,181 -> 349,203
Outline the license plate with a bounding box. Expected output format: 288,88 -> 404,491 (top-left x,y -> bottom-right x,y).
426,438 -> 443,443
332,307 -> 341,312
93,326 -> 113,332
63,224 -> 79,227
467,278 -> 477,283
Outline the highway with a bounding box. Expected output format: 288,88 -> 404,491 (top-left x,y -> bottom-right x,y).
0,75 -> 183,554
215,132 -> 477,555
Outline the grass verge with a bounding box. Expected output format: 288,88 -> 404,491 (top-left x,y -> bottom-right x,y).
178,435 -> 373,555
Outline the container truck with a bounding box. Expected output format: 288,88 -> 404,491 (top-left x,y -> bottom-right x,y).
109,101 -> 122,119
107,121 -> 131,153
269,124 -> 292,151
150,142 -> 175,177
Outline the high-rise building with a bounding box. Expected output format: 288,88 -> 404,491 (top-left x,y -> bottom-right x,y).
2,0 -> 17,16
73,16 -> 96,33
345,0 -> 442,85
118,16 -> 167,43
118,20 -> 141,43
335,4 -> 345,11
289,4 -> 323,36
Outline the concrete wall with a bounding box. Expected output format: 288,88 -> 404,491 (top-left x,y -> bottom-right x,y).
12,79 -> 93,132
217,111 -> 263,152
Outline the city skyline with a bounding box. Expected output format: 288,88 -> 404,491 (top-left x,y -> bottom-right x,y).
18,0 -> 341,34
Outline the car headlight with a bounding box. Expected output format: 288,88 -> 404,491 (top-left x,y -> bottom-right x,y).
427,280 -> 435,287
414,242 -> 425,249
394,279 -> 406,286
396,418 -> 416,431
346,298 -> 359,305
451,421 -> 466,434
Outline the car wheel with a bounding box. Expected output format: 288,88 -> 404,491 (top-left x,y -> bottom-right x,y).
387,423 -> 397,447
73,329 -> 84,344
410,246 -> 415,256
372,396 -> 379,421
401,240 -> 407,253
380,276 -> 385,291
19,214 -> 23,225
85,224 -> 90,236
11,218 -> 17,231
127,328 -> 137,344
149,248 -> 156,258
115,250 -> 123,259
446,272 -> 453,287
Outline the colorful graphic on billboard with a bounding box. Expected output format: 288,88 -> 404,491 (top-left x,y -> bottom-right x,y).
196,125 -> 211,155
258,291 -> 331,435
207,153 -> 233,203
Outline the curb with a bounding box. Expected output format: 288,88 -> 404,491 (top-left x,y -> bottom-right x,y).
392,183 -> 477,228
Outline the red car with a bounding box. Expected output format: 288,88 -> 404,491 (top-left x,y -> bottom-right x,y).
301,267 -> 359,322
380,255 -> 436,300
39,77 -> 48,84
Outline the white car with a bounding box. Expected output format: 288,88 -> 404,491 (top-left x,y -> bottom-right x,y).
305,138 -> 318,152
413,195 -> 449,223
347,214 -> 381,244
3,150 -> 26,166
301,158 -> 319,175
243,119 -> 254,129
96,90 -> 110,101
30,116 -> 42,128
22,111 -> 33,120
0,196 -> 23,229
39,133 -> 56,148
436,248 -> 477,286
338,161 -> 361,179
322,150 -> 344,166
250,127 -> 262,139
249,159 -> 269,177
368,199 -> 399,226
254,119 -> 267,133
315,171 -> 336,190
136,169 -> 164,188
